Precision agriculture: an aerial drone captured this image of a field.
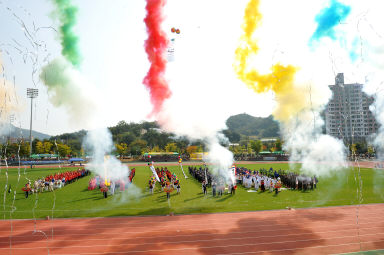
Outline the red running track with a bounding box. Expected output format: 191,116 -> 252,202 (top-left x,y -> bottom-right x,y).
0,204 -> 383,255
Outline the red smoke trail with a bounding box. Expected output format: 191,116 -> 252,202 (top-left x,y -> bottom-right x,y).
143,0 -> 171,116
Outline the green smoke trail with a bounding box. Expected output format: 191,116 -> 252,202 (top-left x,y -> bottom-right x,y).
40,57 -> 94,123
52,0 -> 81,67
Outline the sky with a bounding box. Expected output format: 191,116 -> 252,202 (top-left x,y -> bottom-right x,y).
0,0 -> 383,136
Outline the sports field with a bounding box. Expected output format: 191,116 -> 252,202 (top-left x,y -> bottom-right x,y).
0,162 -> 383,219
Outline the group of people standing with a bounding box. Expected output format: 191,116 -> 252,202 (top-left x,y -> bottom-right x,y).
88,168 -> 136,198
237,166 -> 317,192
149,167 -> 181,199
23,168 -> 90,198
188,165 -> 212,185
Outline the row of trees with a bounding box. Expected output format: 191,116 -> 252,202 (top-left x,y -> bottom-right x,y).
0,139 -> 72,159
1,120 -> 282,159
228,139 -> 283,155
114,141 -> 205,158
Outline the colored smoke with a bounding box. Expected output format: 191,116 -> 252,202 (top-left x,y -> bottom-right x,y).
142,0 -> 236,182
0,54 -> 20,135
143,0 -> 171,116
40,57 -> 96,126
235,0 -> 347,175
234,0 -> 304,123
310,0 -> 351,43
51,0 -> 81,67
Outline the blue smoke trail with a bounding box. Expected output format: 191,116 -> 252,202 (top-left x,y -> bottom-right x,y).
310,0 -> 351,42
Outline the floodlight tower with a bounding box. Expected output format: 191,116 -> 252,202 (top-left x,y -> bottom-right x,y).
7,114 -> 15,143
27,88 -> 38,156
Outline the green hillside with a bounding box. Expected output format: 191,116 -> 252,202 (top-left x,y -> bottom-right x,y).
225,114 -> 280,139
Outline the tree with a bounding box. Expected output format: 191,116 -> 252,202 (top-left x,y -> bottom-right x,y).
80,147 -> 85,157
115,143 -> 128,158
115,132 -> 135,145
57,144 -> 71,157
35,141 -> 45,154
165,142 -> 177,152
142,129 -> 171,148
222,129 -> 241,143
229,144 -> 243,155
174,136 -> 188,153
275,138 -> 282,151
355,142 -> 367,154
250,140 -> 262,154
20,142 -> 30,158
350,144 -> 357,157
186,146 -> 198,155
367,145 -> 374,156
129,139 -> 147,155
247,144 -> 252,154
43,141 -> 53,154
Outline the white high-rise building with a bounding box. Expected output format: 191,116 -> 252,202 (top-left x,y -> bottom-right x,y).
325,73 -> 378,143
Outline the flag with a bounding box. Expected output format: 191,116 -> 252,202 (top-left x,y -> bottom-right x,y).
150,163 -> 160,182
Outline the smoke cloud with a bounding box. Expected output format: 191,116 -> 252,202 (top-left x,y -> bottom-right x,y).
310,0 -> 351,43
83,128 -> 141,199
51,0 -> 81,67
234,0 -> 347,175
234,0 -> 304,123
0,55 -> 21,136
39,57 -> 97,126
282,110 -> 347,176
143,0 -> 171,116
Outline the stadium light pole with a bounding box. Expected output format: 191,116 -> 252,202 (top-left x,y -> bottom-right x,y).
7,114 -> 15,143
27,88 -> 38,157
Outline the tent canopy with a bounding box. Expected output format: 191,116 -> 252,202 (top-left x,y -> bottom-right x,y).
68,158 -> 84,162
30,154 -> 58,159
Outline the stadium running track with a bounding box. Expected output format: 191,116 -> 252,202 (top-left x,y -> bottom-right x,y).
0,204 -> 383,255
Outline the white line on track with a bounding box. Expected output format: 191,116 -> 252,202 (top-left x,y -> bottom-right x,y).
3,232 -> 383,254
1,226 -> 383,248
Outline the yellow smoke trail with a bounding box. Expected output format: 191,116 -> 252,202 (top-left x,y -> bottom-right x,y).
234,0 -> 306,122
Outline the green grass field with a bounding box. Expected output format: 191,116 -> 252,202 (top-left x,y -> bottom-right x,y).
0,163 -> 383,219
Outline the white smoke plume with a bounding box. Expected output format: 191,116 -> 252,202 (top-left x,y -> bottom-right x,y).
83,128 -> 141,198
84,128 -> 128,181
356,15 -> 384,159
282,109 -> 347,176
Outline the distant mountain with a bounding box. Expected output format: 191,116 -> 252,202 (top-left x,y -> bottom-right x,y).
225,114 -> 280,139
0,123 -> 50,141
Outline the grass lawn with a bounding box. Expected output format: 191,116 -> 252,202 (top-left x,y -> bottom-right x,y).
0,163 -> 383,219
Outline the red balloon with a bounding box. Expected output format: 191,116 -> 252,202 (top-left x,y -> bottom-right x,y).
171,27 -> 176,33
